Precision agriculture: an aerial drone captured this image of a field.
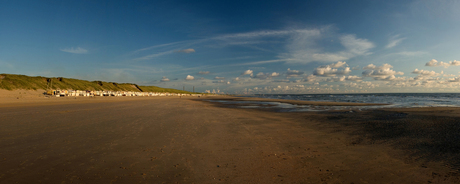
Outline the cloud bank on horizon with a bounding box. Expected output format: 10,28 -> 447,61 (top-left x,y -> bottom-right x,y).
2,0 -> 460,94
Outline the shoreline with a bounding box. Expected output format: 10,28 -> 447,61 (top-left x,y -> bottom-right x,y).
201,96 -> 460,113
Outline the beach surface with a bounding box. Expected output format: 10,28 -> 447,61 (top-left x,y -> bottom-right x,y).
1,91 -> 460,183
205,96 -> 389,106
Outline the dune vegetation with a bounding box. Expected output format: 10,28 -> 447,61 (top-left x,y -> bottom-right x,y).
0,74 -> 198,94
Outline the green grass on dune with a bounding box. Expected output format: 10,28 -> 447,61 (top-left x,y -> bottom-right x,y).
0,74 -> 198,94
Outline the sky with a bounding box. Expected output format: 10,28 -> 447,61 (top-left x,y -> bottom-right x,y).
1,0 -> 460,94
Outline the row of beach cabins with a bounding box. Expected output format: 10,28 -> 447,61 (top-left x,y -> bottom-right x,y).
47,90 -> 201,97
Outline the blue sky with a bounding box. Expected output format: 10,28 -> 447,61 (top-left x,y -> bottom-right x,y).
1,0 -> 460,94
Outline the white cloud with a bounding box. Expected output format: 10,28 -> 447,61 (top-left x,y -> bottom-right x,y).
363,63 -> 393,70
425,59 -> 460,68
214,76 -> 225,79
327,61 -> 347,68
339,34 -> 375,55
160,76 -> 170,82
133,28 -> 375,67
362,68 -> 404,78
131,41 -> 186,54
306,53 -> 349,62
451,60 -> 460,66
273,79 -> 290,82
412,69 -> 441,76
395,51 -> 427,56
386,35 -> 406,49
212,80 -> 229,84
327,76 -> 346,82
198,71 -> 210,75
448,77 -> 460,82
241,70 -> 253,76
286,68 -> 304,77
175,48 -> 195,53
426,59 -> 449,67
252,72 -> 281,80
131,41 -> 199,61
304,74 -> 317,82
360,81 -> 377,87
185,75 -> 194,80
132,50 -> 175,61
282,29 -> 375,64
131,29 -> 298,62
326,75 -> 362,82
313,66 -> 351,77
361,63 -> 404,80
232,59 -> 290,66
216,29 -> 320,40
60,47 -> 88,54
373,75 -> 406,81
411,75 -> 440,81
254,72 -> 268,79
345,75 -> 363,81
270,72 -> 280,77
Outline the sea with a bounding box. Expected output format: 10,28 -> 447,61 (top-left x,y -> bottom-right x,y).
216,93 -> 460,112
253,93 -> 460,108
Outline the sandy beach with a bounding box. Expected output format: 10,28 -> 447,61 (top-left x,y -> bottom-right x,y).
1,90 -> 460,183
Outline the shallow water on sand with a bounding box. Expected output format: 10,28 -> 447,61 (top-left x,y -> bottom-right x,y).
207,100 -> 386,112
248,93 -> 460,108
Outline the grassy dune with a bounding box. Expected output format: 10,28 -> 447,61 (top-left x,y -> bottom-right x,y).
0,74 -> 197,94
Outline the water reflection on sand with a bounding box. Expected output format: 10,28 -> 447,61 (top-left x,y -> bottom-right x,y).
207,100 -> 388,112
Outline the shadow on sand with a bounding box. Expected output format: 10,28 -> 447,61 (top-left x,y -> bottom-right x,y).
313,110 -> 460,172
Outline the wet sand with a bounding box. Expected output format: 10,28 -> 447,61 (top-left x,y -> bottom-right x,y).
1,94 -> 460,183
205,96 -> 389,106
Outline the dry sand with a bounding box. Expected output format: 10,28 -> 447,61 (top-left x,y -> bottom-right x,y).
1,90 -> 459,183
